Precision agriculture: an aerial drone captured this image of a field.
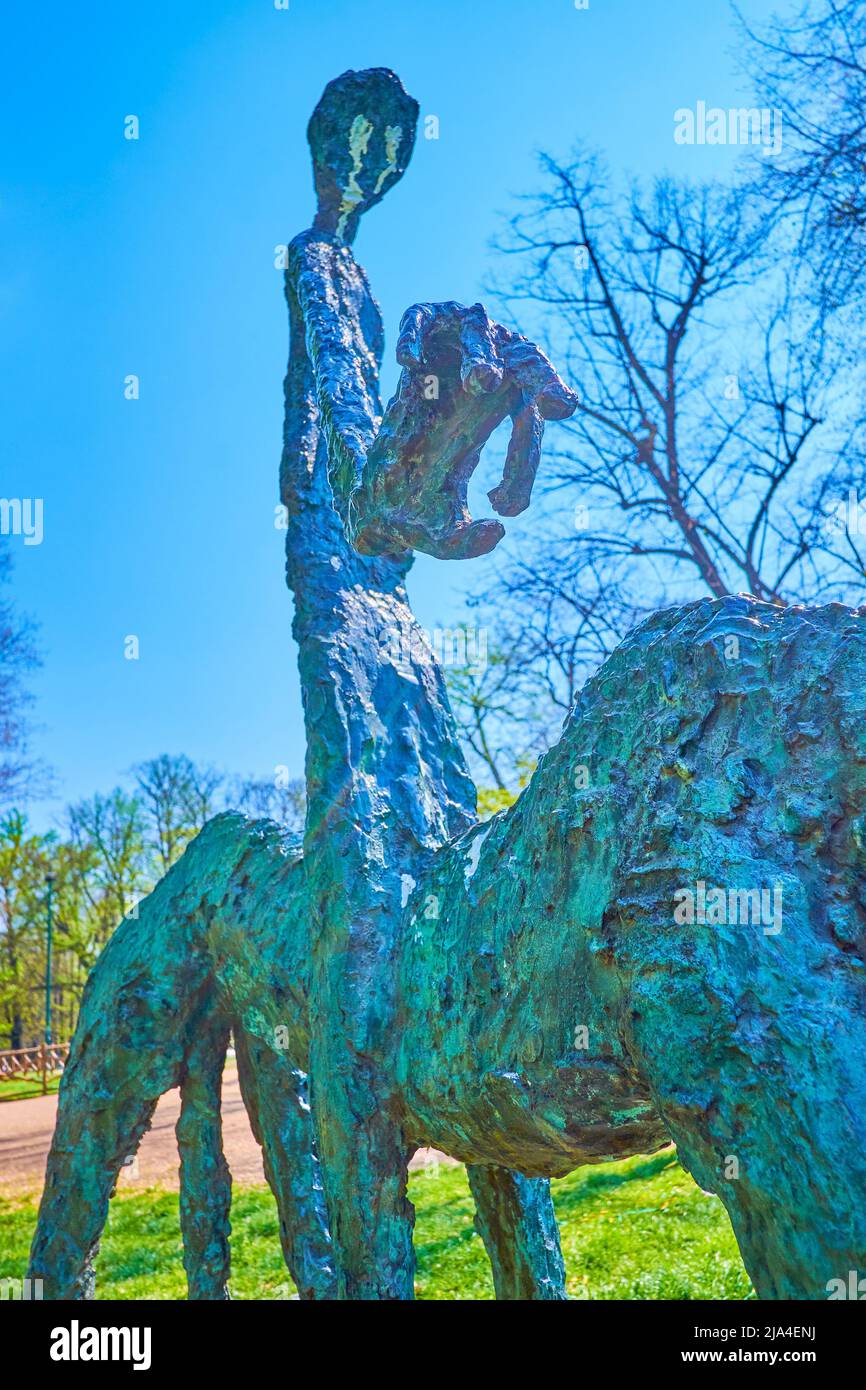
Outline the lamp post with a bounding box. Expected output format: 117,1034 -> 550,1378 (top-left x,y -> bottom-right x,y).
44,873 -> 55,1049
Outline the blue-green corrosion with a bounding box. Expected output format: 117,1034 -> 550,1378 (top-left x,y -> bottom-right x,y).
28,69 -> 866,1303
28,69 -> 566,1303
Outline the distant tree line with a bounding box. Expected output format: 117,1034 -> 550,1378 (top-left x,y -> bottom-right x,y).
0,575 -> 305,1051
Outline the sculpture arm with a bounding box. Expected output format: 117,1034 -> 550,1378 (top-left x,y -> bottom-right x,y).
352,302 -> 578,560
289,235 -> 380,531
291,236 -> 577,562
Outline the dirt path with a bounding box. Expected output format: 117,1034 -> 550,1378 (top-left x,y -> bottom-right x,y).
0,1067 -> 452,1198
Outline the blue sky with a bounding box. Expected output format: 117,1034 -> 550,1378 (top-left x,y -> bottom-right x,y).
1,0 -> 779,828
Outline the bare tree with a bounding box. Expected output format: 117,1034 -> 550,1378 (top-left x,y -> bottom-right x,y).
0,544 -> 42,808
460,153 -> 864,773
446,599 -> 625,797
231,773 -> 305,834
67,789 -> 147,940
133,753 -> 224,875
738,0 -> 866,309
445,637 -> 521,794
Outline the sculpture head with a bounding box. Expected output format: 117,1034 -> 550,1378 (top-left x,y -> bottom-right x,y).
308,68 -> 419,243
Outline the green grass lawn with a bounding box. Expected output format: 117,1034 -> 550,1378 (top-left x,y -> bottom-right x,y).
0,1075 -> 61,1102
0,1148 -> 754,1299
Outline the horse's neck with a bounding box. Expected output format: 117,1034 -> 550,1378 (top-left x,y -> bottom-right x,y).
281,245 -> 476,870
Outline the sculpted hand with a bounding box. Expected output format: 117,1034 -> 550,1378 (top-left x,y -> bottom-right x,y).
349,302 -> 577,560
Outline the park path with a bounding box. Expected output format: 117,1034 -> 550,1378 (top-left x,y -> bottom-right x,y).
0,1067 -> 452,1197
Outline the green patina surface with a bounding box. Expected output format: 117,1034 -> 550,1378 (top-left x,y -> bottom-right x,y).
26,68 -> 866,1302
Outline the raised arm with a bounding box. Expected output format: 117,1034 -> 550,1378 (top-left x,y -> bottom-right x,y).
351,300 -> 577,560
288,234 -> 381,532
292,266 -> 578,562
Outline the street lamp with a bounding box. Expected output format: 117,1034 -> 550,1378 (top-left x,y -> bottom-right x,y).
44,873 -> 55,1048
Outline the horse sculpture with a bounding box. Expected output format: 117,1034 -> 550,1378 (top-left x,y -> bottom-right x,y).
29,67 -> 866,1302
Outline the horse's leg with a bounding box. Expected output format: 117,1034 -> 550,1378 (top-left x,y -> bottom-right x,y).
177,1017 -> 233,1300
234,1027 -> 336,1300
28,817 -> 241,1298
27,948 -> 196,1298
29,1074 -> 171,1298
628,899 -> 866,1299
309,1033 -> 415,1300
706,1004 -> 866,1301
467,1165 -> 567,1300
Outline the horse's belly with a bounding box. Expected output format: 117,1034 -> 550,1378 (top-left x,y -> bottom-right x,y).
400,1048 -> 669,1178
